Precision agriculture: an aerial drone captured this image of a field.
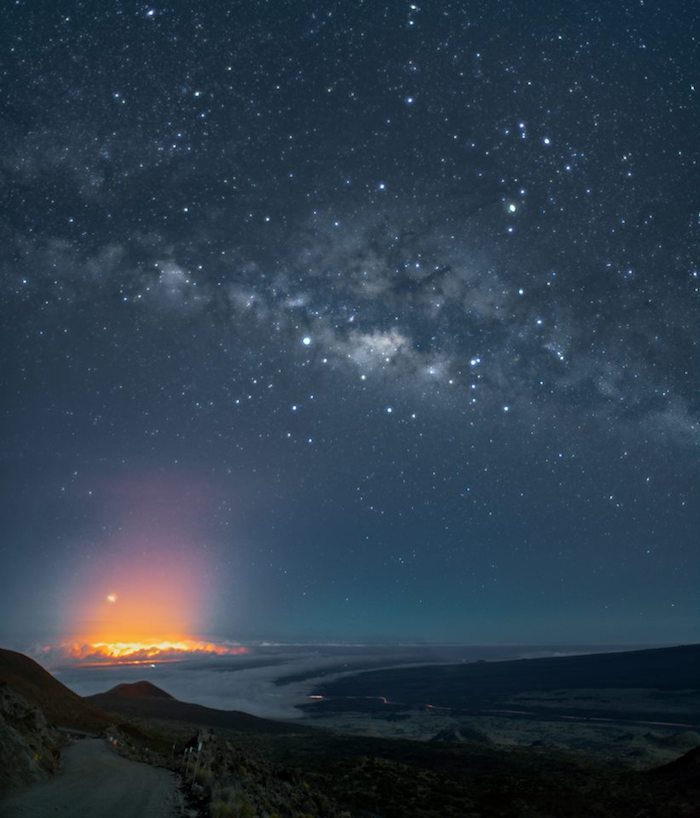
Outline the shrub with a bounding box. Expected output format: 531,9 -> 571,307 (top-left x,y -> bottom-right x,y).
196,767 -> 214,785
238,801 -> 255,818
210,801 -> 236,818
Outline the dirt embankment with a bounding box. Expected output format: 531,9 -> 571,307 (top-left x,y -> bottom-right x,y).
0,738 -> 178,818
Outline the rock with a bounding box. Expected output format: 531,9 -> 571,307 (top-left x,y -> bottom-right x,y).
0,682 -> 63,795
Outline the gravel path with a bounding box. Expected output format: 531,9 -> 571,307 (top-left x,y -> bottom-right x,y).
1,738 -> 179,818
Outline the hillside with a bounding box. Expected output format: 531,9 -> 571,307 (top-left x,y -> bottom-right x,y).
311,643 -> 700,717
0,684 -> 62,795
0,648 -> 110,732
88,681 -> 309,735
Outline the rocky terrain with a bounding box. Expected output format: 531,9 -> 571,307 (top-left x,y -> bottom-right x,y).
93,678 -> 700,817
1,645 -> 700,816
0,647 -> 110,732
0,682 -> 63,794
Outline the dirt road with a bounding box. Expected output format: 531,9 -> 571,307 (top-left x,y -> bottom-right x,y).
1,738 -> 179,817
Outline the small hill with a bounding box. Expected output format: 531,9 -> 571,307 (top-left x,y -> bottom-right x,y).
101,681 -> 174,700
88,684 -> 309,735
0,648 -> 110,732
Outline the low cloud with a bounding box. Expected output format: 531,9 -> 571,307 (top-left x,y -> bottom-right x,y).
45,644 -> 566,720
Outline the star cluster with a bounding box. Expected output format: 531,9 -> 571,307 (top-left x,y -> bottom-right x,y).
1,1 -> 698,645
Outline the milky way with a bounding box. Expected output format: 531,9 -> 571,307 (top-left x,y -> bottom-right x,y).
1,1 -> 698,646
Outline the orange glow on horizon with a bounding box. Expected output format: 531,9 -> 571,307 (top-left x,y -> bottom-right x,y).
67,538 -> 212,646
59,472 -> 240,664
61,638 -> 249,665
77,589 -> 194,643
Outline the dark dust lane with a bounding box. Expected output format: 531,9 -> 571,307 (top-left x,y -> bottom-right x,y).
1,738 -> 178,818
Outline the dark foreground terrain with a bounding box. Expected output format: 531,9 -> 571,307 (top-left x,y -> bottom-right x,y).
1,738 -> 177,818
306,643 -> 700,719
2,645 -> 700,817
299,643 -> 700,772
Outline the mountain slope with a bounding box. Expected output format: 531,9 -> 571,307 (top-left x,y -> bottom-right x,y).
87,682 -> 309,735
0,684 -> 62,795
101,681 -> 174,699
0,648 -> 110,732
312,643 -> 700,713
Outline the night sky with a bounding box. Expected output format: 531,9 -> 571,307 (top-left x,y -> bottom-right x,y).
1,1 -> 698,650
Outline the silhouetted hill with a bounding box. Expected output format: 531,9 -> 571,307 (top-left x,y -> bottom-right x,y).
101,681 -> 174,699
87,684 -> 309,735
0,648 -> 110,731
648,744 -> 700,793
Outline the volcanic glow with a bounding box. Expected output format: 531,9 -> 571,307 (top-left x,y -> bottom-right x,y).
56,473 -> 244,665
61,639 -> 249,665
64,560 -> 243,663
